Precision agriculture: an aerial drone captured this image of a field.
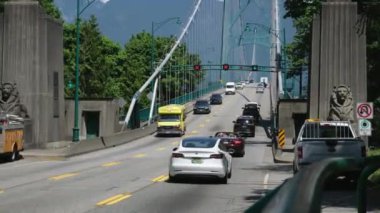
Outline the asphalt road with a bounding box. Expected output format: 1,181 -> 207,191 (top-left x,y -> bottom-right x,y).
0,84 -> 294,213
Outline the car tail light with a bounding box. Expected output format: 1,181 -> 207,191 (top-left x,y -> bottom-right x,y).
297,146 -> 303,159
232,139 -> 242,145
361,146 -> 367,157
210,153 -> 224,159
0,119 -> 7,126
172,153 -> 184,158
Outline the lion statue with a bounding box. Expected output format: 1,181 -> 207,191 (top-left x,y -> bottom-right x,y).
327,85 -> 354,121
0,82 -> 29,118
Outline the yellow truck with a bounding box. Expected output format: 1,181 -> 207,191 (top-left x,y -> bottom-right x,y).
0,114 -> 24,162
157,104 -> 186,136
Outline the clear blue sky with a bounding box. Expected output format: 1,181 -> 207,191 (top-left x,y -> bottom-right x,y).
54,0 -> 295,46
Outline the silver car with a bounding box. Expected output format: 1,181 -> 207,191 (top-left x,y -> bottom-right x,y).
169,136 -> 232,184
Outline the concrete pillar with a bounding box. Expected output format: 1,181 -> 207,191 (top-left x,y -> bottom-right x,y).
309,0 -> 367,122
1,1 -> 65,147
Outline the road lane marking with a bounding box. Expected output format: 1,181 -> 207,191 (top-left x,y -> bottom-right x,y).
205,119 -> 210,122
152,175 -> 169,182
102,162 -> 121,167
156,147 -> 166,151
199,124 -> 205,128
191,130 -> 198,134
0,189 -> 3,194
263,173 -> 269,190
49,173 -> 78,181
133,153 -> 146,158
96,193 -> 131,206
171,141 -> 178,145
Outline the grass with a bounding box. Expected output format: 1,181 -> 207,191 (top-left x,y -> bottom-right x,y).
368,148 -> 380,184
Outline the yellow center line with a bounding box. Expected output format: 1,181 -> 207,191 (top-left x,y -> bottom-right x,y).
171,141 -> 178,145
205,119 -> 210,122
49,173 -> 78,181
199,124 -> 205,128
191,130 -> 198,134
0,189 -> 4,194
106,194 -> 132,205
133,153 -> 146,158
96,193 -> 131,206
102,162 -> 121,167
156,147 -> 166,151
152,175 -> 169,182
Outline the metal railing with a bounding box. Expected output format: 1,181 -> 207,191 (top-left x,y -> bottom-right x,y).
245,156 -> 380,213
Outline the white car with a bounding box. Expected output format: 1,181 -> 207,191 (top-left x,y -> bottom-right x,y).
236,83 -> 244,90
169,136 -> 232,183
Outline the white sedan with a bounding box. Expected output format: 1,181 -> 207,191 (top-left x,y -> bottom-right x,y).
169,136 -> 232,184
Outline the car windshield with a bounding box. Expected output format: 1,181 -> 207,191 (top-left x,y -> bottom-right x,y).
211,94 -> 221,99
195,101 -> 208,106
226,85 -> 234,88
159,114 -> 180,122
182,138 -> 217,148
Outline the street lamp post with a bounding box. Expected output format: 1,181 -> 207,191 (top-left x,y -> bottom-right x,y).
148,17 -> 181,124
73,0 -> 97,142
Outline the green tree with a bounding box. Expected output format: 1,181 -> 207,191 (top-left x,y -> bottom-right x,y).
63,16 -> 124,98
121,32 -> 202,108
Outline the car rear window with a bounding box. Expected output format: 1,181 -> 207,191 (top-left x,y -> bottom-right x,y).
236,118 -> 253,124
302,124 -> 353,138
182,138 -> 217,148
195,101 -> 208,106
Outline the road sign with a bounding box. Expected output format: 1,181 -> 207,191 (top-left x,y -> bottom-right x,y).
358,119 -> 372,136
356,102 -> 373,119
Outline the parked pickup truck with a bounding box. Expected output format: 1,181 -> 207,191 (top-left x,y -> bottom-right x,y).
293,119 -> 366,174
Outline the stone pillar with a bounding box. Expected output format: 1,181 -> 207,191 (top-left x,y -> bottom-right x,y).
309,0 -> 367,122
1,0 -> 65,147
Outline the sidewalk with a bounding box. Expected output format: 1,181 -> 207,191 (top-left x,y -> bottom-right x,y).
22,141 -> 72,160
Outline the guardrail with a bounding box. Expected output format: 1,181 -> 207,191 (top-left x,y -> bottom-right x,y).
245,156 -> 380,213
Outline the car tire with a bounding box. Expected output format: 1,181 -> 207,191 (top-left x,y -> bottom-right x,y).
220,174 -> 228,184
292,162 -> 298,175
8,145 -> 18,162
228,171 -> 232,179
168,174 -> 176,183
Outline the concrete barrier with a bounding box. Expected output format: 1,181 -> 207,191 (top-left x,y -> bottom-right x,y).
68,137 -> 105,156
103,123 -> 157,147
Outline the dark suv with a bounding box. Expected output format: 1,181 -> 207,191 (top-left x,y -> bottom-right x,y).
210,93 -> 222,105
242,103 -> 261,124
233,115 -> 255,137
193,100 -> 211,114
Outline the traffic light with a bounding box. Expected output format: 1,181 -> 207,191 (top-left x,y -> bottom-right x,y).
193,64 -> 201,71
67,80 -> 74,89
222,64 -> 230,70
252,65 -> 258,71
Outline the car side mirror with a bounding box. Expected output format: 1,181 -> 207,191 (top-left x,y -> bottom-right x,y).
232,121 -> 236,123
172,147 -> 178,151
